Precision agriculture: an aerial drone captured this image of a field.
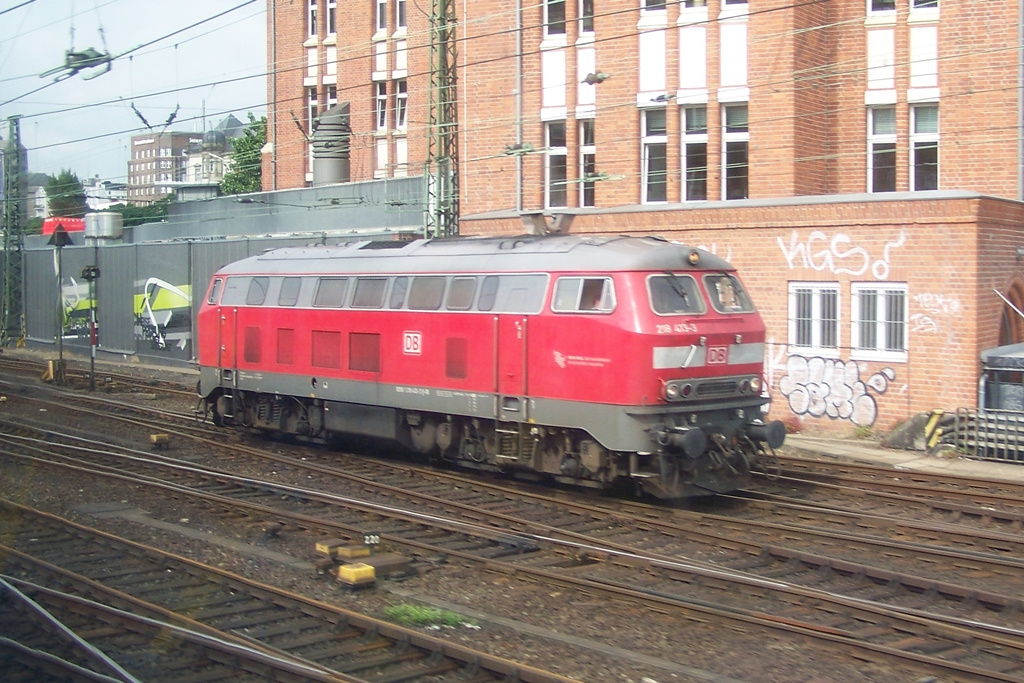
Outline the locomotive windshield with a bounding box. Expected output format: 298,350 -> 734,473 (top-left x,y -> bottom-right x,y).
648,273 -> 705,315
703,273 -> 755,313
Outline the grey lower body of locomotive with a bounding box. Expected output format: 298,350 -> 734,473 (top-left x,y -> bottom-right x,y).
198,367 -> 785,499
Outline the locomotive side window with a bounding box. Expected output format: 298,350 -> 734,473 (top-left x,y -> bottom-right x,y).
552,277 -> 615,313
278,277 -> 302,306
207,278 -> 223,305
408,276 -> 446,310
246,277 -> 270,306
352,277 -> 387,308
389,276 -> 409,308
446,277 -> 477,310
703,273 -> 755,313
648,273 -> 705,315
493,275 -> 548,313
313,278 -> 349,307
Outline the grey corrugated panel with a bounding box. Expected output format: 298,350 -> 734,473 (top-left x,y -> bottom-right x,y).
96,244 -> 138,354
24,249 -> 56,343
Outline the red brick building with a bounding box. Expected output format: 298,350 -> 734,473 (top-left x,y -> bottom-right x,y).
264,0 -> 1024,435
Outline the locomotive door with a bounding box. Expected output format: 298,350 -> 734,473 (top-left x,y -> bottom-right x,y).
496,315 -> 528,420
218,306 -> 238,372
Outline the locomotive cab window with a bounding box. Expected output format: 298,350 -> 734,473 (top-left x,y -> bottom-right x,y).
219,277 -> 250,305
648,273 -> 705,315
389,276 -> 409,308
207,278 -> 223,305
246,277 -> 270,306
704,273 -> 755,313
552,277 -> 615,313
313,278 -> 349,307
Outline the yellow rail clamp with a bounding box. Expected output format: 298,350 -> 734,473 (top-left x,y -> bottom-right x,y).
149,434 -> 170,450
334,562 -> 376,587
335,544 -> 372,559
315,538 -> 346,556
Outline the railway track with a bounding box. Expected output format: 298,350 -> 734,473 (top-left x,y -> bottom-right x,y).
0,500 -> 578,683
4,416 -> 1024,680
7,357 -> 1024,678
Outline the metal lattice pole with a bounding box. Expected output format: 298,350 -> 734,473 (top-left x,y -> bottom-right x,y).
425,0 -> 459,238
2,116 -> 25,346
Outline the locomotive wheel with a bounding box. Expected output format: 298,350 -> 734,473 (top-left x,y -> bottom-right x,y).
410,419 -> 438,454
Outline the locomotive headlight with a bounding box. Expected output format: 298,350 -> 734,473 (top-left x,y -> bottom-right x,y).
665,383 -> 681,400
688,250 -> 701,265
750,376 -> 762,394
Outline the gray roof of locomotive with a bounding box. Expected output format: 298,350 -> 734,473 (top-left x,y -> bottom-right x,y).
213,234 -> 735,276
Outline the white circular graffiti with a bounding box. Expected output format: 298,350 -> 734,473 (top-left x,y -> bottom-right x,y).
780,355 -> 893,428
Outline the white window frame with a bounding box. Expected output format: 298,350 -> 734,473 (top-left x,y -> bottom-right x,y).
869,0 -> 896,13
642,0 -> 667,12
394,79 -> 408,130
910,103 -> 938,191
641,108 -> 668,204
376,0 -> 387,32
722,103 -> 748,200
546,120 -> 568,208
682,105 -> 708,201
788,282 -> 840,357
327,0 -> 337,34
395,0 -> 407,29
579,0 -> 594,34
912,0 -> 937,8
326,85 -> 338,110
579,118 -> 596,207
308,0 -> 317,37
544,0 -> 566,38
868,105 -> 897,193
375,82 -> 388,130
851,283 -> 908,362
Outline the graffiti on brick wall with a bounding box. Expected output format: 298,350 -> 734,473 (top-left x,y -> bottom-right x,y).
776,354 -> 896,427
778,229 -> 907,280
910,292 -> 961,334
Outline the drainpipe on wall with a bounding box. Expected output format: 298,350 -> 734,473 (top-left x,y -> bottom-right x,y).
1011,0 -> 1019,200
270,0 -> 278,190
516,0 -> 523,213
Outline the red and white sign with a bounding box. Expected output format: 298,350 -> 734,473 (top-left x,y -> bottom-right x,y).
707,346 -> 729,365
403,331 -> 422,355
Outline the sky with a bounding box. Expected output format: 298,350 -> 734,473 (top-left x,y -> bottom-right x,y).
0,0 -> 266,184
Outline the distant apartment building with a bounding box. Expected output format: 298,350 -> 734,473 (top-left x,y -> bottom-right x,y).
128,132 -> 203,205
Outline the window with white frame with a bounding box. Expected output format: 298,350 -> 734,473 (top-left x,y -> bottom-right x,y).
579,0 -> 594,33
913,0 -> 938,7
642,108 -> 667,203
376,0 -> 387,31
546,121 -> 568,208
308,0 -> 317,36
851,283 -> 907,358
396,0 -> 406,28
788,283 -> 840,353
723,0 -> 746,4
868,106 -> 896,193
643,0 -> 667,10
307,87 -> 318,134
545,0 -> 566,36
870,0 -> 895,11
375,82 -> 388,130
394,79 -> 407,130
579,119 -> 596,207
683,105 -> 707,201
326,85 -> 337,110
911,104 -> 938,191
683,0 -> 707,5
327,0 -> 336,34
722,103 -> 748,200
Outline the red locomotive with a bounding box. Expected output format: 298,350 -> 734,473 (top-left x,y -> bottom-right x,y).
196,234 -> 784,499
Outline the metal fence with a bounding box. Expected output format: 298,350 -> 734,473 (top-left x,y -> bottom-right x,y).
947,408 -> 1024,464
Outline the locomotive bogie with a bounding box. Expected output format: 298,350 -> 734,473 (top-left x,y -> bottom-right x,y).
196,235 -> 784,499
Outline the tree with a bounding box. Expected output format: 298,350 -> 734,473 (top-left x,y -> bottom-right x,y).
45,170 -> 89,218
220,113 -> 267,195
106,197 -> 172,227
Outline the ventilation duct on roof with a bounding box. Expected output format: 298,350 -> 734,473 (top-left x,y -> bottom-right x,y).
311,103 -> 351,186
